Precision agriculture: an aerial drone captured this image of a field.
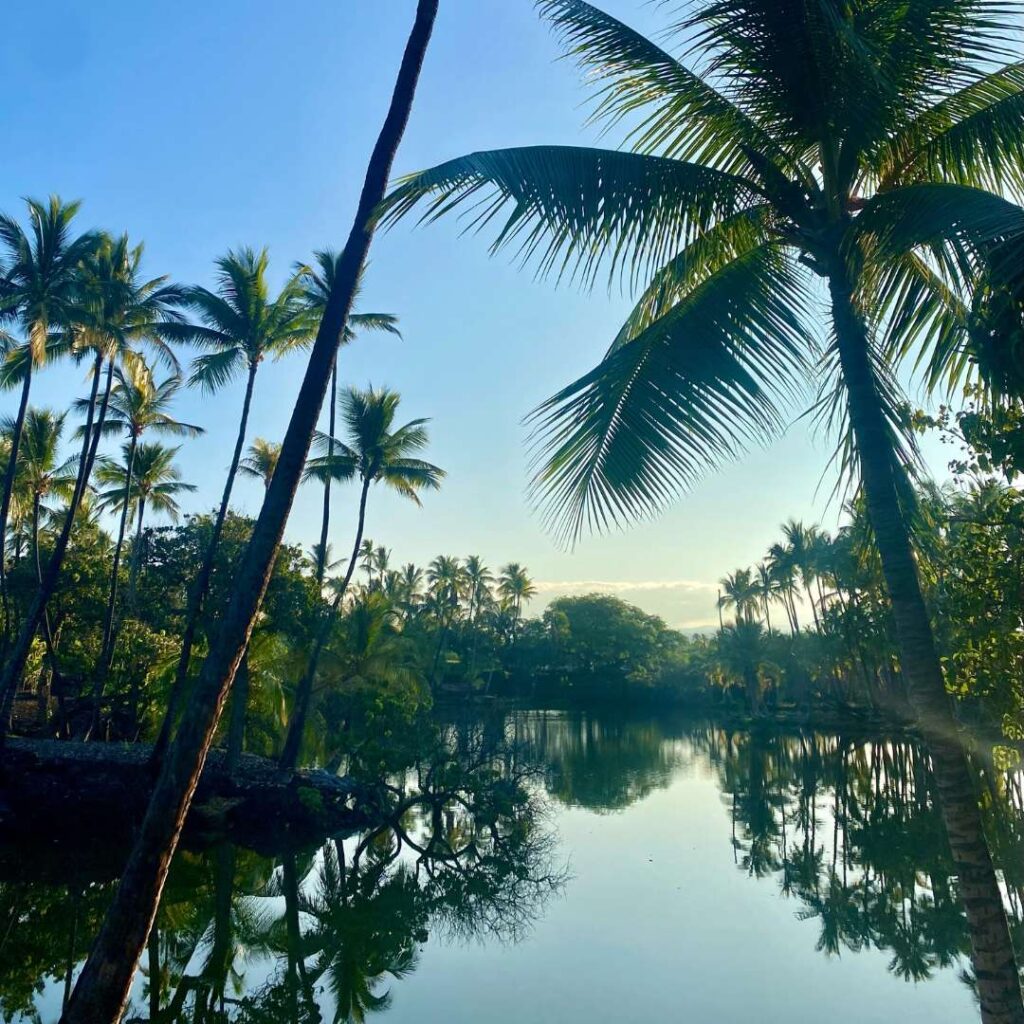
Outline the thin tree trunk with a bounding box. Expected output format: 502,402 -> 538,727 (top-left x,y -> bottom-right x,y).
127,497 -> 146,613
84,357 -> 115,489
91,432 -> 139,727
829,266 -> 1024,1024
146,922 -> 160,1022
154,361 -> 259,760
316,358 -> 338,585
33,493 -> 62,696
60,9 -> 437,1018
279,475 -> 370,772
0,363 -> 34,645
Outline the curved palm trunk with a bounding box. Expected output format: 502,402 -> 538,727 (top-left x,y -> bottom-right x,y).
84,357 -> 115,491
829,267 -> 1024,1024
280,475 -> 370,772
154,361 -> 259,760
0,355 -> 106,742
91,431 -> 139,726
0,362 -> 34,645
60,9 -> 437,1018
316,359 -> 338,585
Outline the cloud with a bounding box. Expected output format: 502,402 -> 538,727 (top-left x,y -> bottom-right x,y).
532,579 -> 718,596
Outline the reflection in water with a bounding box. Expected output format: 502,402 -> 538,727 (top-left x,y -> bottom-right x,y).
1,712 -> 1022,1021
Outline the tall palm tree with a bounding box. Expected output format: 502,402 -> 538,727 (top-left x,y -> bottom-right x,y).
69,233 -> 185,492
381,4 -> 1024,1014
281,385 -> 444,770
61,8 -> 438,1014
238,437 -> 282,491
427,554 -> 465,680
0,196 -> 99,634
297,251 -> 401,585
7,408 -> 77,684
718,568 -> 760,626
755,562 -> 779,633
497,563 -> 536,642
96,441 -> 195,607
91,364 -> 201,710
155,249 -> 315,755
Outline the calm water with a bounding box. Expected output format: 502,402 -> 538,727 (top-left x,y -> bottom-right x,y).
4,711 -> 1023,1023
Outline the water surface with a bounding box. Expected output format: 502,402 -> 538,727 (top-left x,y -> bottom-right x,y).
4,711 -> 1022,1022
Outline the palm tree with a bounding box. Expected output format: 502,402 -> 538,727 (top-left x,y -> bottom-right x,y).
427,554 -> 465,680
70,233 -> 185,489
95,441 -> 195,607
716,621 -> 773,716
155,248 -> 315,756
297,251 -> 401,585
0,196 -> 99,634
91,364 -> 201,711
718,568 -> 760,626
7,408 -> 77,686
767,543 -> 801,634
463,555 -> 494,676
238,437 -> 282,490
497,563 -> 536,643
61,8 -> 438,1014
755,562 -> 779,634
281,385 -> 444,770
381,3 -> 1024,1013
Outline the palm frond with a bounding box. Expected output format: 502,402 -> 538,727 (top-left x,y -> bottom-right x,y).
527,242 -> 814,544
380,146 -> 758,290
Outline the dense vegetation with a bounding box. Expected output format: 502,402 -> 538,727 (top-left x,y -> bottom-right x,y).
2,0 -> 1024,1018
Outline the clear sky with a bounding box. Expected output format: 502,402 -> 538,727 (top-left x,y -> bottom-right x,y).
1,0 -> 949,630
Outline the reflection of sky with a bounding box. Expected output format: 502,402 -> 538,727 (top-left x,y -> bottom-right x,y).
2,0 -> 955,631
30,725 -> 984,1024
379,756 -> 976,1024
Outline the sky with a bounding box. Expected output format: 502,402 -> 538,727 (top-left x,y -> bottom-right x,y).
1,0 -> 952,630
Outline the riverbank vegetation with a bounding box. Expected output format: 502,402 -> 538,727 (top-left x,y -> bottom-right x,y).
3,0 -> 1024,1017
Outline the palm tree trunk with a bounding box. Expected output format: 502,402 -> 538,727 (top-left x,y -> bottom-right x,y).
147,922 -> 161,1021
829,266 -> 1024,1024
279,475 -> 370,772
0,362 -> 34,645
32,494 -> 61,701
0,355 -> 109,744
60,10 -> 437,1017
154,360 -> 259,760
92,431 -> 139,722
127,497 -> 147,612
84,356 -> 115,493
316,358 -> 338,585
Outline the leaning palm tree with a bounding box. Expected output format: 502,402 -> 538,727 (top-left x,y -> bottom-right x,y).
380,3 -> 1024,1014
281,385 -> 444,771
91,364 -> 202,711
238,437 -> 282,491
96,441 -> 195,607
0,196 -> 99,633
297,251 -> 401,584
61,8 -> 438,1015
154,249 -> 315,755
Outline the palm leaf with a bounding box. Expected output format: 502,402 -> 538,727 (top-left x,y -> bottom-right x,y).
527,242 -> 813,544
380,146 -> 758,290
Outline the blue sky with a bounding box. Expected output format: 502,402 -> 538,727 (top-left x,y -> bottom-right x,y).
2,0 -> 950,628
